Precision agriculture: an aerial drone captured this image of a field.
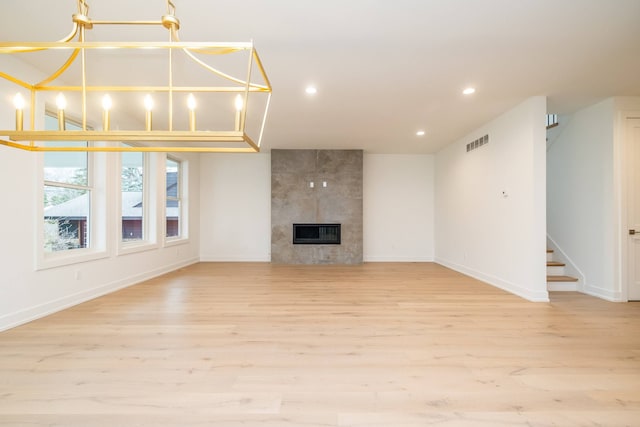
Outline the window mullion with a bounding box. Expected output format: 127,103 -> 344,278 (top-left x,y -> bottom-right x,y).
44,180 -> 91,191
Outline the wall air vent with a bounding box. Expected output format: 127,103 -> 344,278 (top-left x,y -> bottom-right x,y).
466,134 -> 489,153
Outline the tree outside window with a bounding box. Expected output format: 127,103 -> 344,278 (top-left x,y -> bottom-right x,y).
121,150 -> 145,242
43,114 -> 91,253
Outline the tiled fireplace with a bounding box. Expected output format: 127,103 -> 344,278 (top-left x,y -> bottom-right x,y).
271,149 -> 363,264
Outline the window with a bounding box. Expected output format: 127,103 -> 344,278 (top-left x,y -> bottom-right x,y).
43,114 -> 91,253
121,150 -> 145,243
166,157 -> 181,239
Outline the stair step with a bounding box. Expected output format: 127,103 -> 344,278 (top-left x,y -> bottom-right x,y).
547,275 -> 578,282
547,261 -> 565,267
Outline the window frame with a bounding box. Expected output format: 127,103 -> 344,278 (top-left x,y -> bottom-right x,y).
117,150 -> 159,255
164,155 -> 188,245
37,109 -> 108,270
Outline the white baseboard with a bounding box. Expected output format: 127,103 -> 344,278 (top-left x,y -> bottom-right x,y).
435,257 -> 550,302
199,255 -> 271,262
200,256 -> 437,263
0,257 -> 199,332
363,256 -> 434,262
582,284 -> 624,302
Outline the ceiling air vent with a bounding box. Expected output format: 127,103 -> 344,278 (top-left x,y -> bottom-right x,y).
466,134 -> 489,153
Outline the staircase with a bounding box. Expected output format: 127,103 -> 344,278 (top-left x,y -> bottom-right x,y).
547,249 -> 578,291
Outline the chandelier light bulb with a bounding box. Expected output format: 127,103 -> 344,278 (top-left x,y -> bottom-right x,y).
55,93 -> 66,130
56,93 -> 67,110
187,93 -> 196,111
102,94 -> 112,131
102,94 -> 112,111
144,95 -> 154,131
235,94 -> 243,112
187,94 -> 196,131
234,94 -> 244,131
13,93 -> 25,110
144,94 -> 154,111
14,93 -> 25,131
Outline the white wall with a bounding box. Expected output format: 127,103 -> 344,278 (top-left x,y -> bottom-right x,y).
547,97 -> 640,301
435,96 -> 548,302
363,154 -> 434,261
199,153 -> 271,261
0,146 -> 201,332
0,59 -> 201,331
547,99 -> 616,299
199,152 -> 436,263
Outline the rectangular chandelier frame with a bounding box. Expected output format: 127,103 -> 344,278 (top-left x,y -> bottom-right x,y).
0,1 -> 273,153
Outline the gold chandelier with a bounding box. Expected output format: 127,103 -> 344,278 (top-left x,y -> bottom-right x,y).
0,0 -> 272,152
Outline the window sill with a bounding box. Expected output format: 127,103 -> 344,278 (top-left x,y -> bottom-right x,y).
164,236 -> 189,247
37,248 -> 109,271
117,241 -> 160,256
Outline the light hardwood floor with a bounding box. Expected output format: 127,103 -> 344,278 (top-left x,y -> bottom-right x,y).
1,262 -> 639,426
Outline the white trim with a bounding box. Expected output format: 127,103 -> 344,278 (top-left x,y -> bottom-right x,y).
582,284 -> 623,302
619,111 -> 640,301
363,256 -> 434,262
116,151 -> 160,256
0,257 -> 199,332
37,110 -> 105,270
164,154 -> 189,243
200,256 -> 271,262
164,237 -> 190,248
435,257 -> 550,302
118,242 -> 160,256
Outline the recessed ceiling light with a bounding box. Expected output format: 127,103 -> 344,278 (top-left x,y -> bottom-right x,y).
305,86 -> 318,95
416,130 -> 426,136
463,87 -> 476,95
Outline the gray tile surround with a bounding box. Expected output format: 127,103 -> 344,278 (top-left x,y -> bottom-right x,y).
271,149 -> 363,264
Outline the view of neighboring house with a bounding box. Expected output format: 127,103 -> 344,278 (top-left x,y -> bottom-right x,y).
44,172 -> 179,250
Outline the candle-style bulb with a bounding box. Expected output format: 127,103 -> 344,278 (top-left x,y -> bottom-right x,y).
102,94 -> 112,131
234,94 -> 243,131
187,94 -> 196,131
144,94 -> 154,111
187,93 -> 196,111
144,95 -> 153,131
102,94 -> 112,111
14,93 -> 25,131
56,93 -> 66,130
56,93 -> 67,110
14,93 -> 25,110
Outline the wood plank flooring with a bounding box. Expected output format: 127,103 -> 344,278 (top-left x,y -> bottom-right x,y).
1,262 -> 639,426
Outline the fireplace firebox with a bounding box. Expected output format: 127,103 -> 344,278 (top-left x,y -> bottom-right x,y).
293,224 -> 341,244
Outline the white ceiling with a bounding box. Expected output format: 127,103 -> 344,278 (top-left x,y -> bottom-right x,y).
1,0 -> 639,153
